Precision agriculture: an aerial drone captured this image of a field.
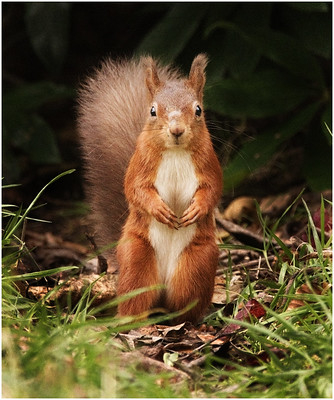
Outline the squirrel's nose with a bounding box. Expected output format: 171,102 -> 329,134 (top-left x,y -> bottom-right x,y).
169,120 -> 185,137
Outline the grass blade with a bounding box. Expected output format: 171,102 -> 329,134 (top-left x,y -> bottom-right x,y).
3,169 -> 75,241
2,266 -> 79,281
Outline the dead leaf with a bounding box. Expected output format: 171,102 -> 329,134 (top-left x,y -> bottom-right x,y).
287,283 -> 323,310
212,275 -> 244,304
118,330 -> 163,349
221,299 -> 266,335
197,333 -> 228,346
223,197 -> 257,222
237,299 -> 266,319
140,343 -> 165,360
156,323 -> 188,339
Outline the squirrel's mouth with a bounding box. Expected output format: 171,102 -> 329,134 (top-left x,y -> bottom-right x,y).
166,132 -> 189,149
171,137 -> 186,148
172,134 -> 187,147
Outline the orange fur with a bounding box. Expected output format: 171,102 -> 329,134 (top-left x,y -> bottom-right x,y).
78,54 -> 222,323
117,234 -> 160,316
117,55 -> 222,323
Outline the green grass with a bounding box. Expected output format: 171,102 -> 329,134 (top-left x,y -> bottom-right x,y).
200,196 -> 332,398
2,175 -> 332,398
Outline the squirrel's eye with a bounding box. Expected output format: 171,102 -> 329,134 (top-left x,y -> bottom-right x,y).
195,105 -> 202,117
150,106 -> 157,117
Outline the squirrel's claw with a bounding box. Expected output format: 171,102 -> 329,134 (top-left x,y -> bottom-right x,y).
179,203 -> 201,227
151,201 -> 179,229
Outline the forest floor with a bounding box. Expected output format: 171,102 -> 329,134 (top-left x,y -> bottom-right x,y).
2,180 -> 332,398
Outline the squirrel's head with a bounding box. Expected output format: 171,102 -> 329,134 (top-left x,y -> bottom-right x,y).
143,54 -> 209,150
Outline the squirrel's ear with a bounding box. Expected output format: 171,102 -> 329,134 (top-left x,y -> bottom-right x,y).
188,54 -> 208,100
144,57 -> 161,99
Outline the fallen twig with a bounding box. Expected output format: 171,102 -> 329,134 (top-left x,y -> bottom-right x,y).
216,217 -> 275,249
233,255 -> 276,270
300,249 -> 332,261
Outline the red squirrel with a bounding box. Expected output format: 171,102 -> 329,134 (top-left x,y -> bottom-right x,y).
77,54 -> 222,324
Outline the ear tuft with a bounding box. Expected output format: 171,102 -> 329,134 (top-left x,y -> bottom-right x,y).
144,56 -> 161,99
188,54 -> 208,100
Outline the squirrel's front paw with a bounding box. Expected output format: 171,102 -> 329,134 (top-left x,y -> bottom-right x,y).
150,201 -> 179,229
179,200 -> 207,227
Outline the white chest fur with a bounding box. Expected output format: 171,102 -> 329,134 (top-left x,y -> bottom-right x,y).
149,150 -> 198,284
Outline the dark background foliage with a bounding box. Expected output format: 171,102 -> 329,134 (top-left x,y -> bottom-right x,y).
2,2 -> 332,202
